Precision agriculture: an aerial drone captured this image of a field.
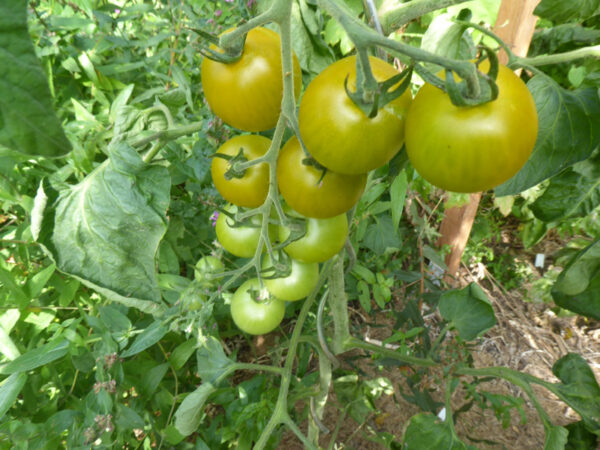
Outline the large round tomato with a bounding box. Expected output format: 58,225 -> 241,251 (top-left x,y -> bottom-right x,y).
230,278 -> 286,335
211,135 -> 270,208
216,205 -> 273,258
278,209 -> 348,263
298,55 -> 412,175
262,254 -> 319,301
201,27 -> 302,132
405,62 -> 538,193
277,136 -> 367,218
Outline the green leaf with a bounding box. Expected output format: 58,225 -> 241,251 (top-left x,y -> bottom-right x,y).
496,75 -> 600,195
565,421 -> 598,449
169,339 -> 197,371
530,156 -> 600,222
544,425 -> 569,450
35,143 -> 170,315
290,2 -> 335,75
439,283 -> 496,341
196,336 -> 233,383
1,339 -> 69,374
140,363 -> 169,398
24,264 -> 56,299
0,326 -> 20,360
421,13 -> 476,71
551,353 -> 600,434
390,170 -> 408,229
0,373 -> 27,419
174,383 -> 216,436
0,0 -> 71,157
121,321 -> 168,358
99,305 -> 132,333
552,239 -> 600,320
362,215 -> 402,254
403,413 -> 476,449
535,0 -> 600,23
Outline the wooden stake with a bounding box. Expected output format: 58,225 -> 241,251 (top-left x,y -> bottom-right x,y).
437,0 -> 540,283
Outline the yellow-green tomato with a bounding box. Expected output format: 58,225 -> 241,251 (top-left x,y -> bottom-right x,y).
405,62 -> 538,192
230,278 -> 285,335
211,135 -> 271,208
278,211 -> 348,263
216,205 -> 273,258
262,254 -> 319,301
201,27 -> 302,132
299,55 -> 412,174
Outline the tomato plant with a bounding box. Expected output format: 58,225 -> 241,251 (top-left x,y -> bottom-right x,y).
277,136 -> 367,218
298,55 -> 412,175
405,62 -> 538,193
216,205 -> 272,258
230,278 -> 286,335
278,209 -> 348,263
211,134 -> 271,208
201,27 -> 302,132
262,253 -> 319,301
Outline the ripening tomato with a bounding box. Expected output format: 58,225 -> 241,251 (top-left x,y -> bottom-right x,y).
194,256 -> 224,283
262,253 -> 319,301
211,135 -> 271,208
230,278 -> 286,335
278,208 -> 348,263
298,55 -> 412,175
277,136 -> 367,218
405,62 -> 538,193
201,27 -> 302,132
215,205 -> 274,258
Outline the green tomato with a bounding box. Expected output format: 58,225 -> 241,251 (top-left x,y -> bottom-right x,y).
230,278 -> 285,335
278,209 -> 348,263
194,255 -> 225,283
262,254 -> 319,301
215,205 -> 275,258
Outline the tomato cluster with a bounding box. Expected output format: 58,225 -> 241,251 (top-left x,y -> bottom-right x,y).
199,25 -> 538,334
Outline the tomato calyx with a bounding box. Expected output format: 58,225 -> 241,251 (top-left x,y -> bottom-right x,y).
212,147 -> 249,180
274,217 -> 306,249
445,47 -> 500,107
217,206 -> 261,229
192,27 -> 246,64
261,252 -> 293,280
344,65 -> 413,119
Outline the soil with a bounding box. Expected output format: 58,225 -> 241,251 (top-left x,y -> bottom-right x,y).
275,257 -> 600,449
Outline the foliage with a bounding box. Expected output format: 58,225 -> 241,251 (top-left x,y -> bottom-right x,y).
0,0 -> 599,449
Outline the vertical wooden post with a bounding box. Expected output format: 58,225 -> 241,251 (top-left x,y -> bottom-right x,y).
437,0 -> 540,282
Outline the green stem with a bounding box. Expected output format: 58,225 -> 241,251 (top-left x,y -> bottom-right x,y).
318,0 -> 482,100
379,0 -> 471,34
132,121 -> 204,149
347,337 -> 439,367
254,259 -> 335,449
516,45 -> 600,67
308,351 -> 332,443
329,256 -> 350,355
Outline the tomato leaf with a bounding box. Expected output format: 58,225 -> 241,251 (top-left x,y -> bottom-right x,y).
0,0 -> 71,157
196,336 -> 234,383
530,155 -> 600,222
551,239 -> 600,320
438,283 -> 496,341
565,421 -> 599,449
362,215 -> 402,255
121,321 -> 169,358
421,12 -> 476,72
496,74 -> 600,195
33,143 -> 170,316
174,382 -> 216,436
543,424 -> 569,450
402,413 -> 476,449
550,353 -> 600,434
534,0 -> 600,23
